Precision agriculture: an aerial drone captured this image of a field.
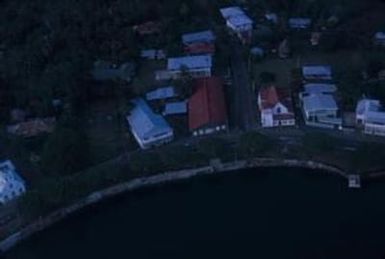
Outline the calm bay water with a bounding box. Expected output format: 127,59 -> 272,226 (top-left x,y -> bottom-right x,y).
7,168 -> 385,259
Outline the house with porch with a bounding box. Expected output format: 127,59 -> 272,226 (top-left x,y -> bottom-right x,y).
356,99 -> 385,136
126,98 -> 174,149
258,86 -> 295,127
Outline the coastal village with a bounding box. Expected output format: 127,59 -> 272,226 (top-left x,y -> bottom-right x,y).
0,0 -> 385,245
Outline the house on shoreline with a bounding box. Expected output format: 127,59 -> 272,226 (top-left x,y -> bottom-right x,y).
258,86 -> 295,127
356,99 -> 385,136
126,98 -> 174,149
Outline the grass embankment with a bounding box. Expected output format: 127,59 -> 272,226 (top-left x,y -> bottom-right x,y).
4,131 -> 385,240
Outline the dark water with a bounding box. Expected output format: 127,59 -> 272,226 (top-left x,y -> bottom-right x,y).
7,168 -> 385,259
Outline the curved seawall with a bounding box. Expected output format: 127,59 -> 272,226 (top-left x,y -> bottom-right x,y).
0,158 -> 348,252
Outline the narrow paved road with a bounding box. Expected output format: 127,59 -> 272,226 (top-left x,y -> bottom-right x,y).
229,39 -> 256,131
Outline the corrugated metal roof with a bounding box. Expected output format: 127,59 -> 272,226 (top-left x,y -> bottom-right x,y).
220,6 -> 253,27
163,101 -> 187,115
167,55 -> 212,71
182,30 -> 215,45
303,94 -> 338,112
303,84 -> 337,94
302,65 -> 332,80
127,98 -> 173,141
146,87 -> 176,101
188,77 -> 227,131
220,6 -> 245,19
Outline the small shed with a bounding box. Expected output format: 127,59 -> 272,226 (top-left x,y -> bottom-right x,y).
163,101 -> 187,116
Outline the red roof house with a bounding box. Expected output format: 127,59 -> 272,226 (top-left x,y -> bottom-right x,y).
258,86 -> 295,127
188,77 -> 228,136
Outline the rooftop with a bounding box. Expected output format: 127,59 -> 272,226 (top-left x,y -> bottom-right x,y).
259,86 -> 293,112
167,55 -> 212,71
146,86 -> 176,101
189,77 -> 227,131
163,101 -> 187,115
303,94 -> 338,112
302,65 -> 332,80
220,6 -> 253,27
182,30 -> 215,45
303,83 -> 337,95
127,98 -> 173,141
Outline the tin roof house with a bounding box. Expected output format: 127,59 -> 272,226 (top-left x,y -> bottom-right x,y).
220,6 -> 253,44
300,84 -> 342,128
356,99 -> 385,136
126,98 -> 174,149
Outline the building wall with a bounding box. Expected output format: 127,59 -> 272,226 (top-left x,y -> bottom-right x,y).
192,124 -> 227,137
170,68 -> 211,79
132,130 -> 174,150
364,123 -> 385,137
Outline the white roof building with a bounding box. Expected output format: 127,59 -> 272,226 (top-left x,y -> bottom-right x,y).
146,86 -> 176,101
182,30 -> 215,45
356,99 -> 385,136
302,65 -> 333,81
0,160 -> 26,204
220,6 -> 253,42
167,55 -> 212,79
127,98 -> 174,149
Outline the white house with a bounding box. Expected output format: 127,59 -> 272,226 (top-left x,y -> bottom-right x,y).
289,18 -> 311,29
167,55 -> 212,79
356,99 -> 385,136
220,6 -> 253,44
302,65 -> 333,81
258,86 -> 295,127
127,98 -> 174,149
0,160 -> 26,205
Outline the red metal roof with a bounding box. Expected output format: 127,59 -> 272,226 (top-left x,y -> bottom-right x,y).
259,86 -> 294,112
185,43 -> 215,55
188,77 -> 228,131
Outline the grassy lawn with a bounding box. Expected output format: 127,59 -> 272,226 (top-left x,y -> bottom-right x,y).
85,100 -> 138,164
131,60 -> 167,95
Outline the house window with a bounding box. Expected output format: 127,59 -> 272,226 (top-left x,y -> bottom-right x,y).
276,107 -> 281,114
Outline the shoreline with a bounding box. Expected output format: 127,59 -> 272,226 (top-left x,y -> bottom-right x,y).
0,157 -> 381,252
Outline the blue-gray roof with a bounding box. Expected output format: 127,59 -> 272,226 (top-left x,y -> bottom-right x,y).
289,18 -> 311,29
127,98 -> 173,141
303,84 -> 337,95
167,55 -> 212,71
146,87 -> 176,101
163,101 -> 187,115
303,94 -> 338,112
182,30 -> 215,45
220,6 -> 253,27
302,65 -> 332,80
